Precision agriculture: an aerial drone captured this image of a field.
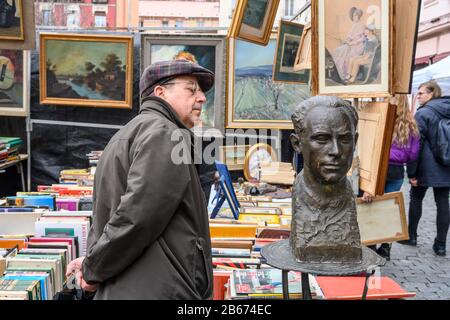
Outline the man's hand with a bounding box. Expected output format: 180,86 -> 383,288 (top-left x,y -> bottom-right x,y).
362,192 -> 374,203
66,257 -> 98,292
410,178 -> 418,187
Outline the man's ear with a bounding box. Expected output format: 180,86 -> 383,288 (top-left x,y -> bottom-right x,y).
154,85 -> 165,98
290,133 -> 302,154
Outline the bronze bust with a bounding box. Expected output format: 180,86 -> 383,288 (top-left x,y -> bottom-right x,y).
290,96 -> 362,263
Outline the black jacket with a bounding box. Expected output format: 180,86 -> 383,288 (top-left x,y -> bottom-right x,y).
407,97 -> 450,187
82,97 -> 213,299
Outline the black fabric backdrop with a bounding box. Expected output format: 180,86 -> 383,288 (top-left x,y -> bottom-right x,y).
0,32 -> 295,198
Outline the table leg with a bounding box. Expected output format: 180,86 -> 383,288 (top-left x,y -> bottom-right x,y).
362,269 -> 376,300
301,272 -> 312,300
17,162 -> 26,192
282,269 -> 289,300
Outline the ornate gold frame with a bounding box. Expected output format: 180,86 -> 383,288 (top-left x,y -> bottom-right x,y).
39,33 -> 133,109
228,0 -> 281,46
243,143 -> 277,181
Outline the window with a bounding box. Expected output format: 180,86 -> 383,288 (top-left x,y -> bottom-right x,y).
285,0 -> 295,17
197,20 -> 205,27
42,9 -> 52,26
67,11 -> 77,27
175,20 -> 184,28
95,14 -> 107,28
92,0 -> 108,3
162,20 -> 169,28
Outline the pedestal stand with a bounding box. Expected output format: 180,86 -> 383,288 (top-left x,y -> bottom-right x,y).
261,240 -> 386,300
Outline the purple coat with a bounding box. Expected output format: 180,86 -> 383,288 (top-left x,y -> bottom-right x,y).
389,134 -> 420,165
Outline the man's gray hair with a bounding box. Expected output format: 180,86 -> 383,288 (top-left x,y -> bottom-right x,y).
291,96 -> 359,138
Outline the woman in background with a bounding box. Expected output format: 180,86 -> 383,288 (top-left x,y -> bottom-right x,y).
363,94 -> 420,260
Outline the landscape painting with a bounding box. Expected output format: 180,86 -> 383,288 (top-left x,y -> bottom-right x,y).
142,35 -> 226,132
40,34 -> 133,109
0,0 -> 24,40
273,20 -> 310,83
314,0 -> 392,97
227,37 -> 311,129
0,49 -> 29,116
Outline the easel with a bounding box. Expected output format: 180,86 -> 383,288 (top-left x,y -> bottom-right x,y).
210,161 -> 240,220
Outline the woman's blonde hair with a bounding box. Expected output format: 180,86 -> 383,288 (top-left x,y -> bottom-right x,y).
391,94 -> 419,147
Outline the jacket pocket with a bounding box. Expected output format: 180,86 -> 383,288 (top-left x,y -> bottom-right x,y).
194,238 -> 212,299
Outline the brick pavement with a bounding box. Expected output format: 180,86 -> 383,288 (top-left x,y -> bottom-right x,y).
381,183 -> 450,300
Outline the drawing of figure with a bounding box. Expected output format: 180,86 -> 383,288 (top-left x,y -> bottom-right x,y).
330,7 -> 366,81
346,24 -> 379,83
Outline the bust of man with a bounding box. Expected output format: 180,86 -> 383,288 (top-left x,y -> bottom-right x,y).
290,96 -> 362,263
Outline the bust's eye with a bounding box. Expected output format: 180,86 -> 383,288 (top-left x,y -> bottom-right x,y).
312,135 -> 329,142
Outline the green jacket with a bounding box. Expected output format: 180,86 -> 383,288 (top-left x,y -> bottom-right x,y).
82,97 -> 213,299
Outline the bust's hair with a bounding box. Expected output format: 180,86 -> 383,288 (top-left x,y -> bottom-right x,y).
291,96 -> 358,138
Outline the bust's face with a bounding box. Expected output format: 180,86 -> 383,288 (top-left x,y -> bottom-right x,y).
301,106 -> 355,184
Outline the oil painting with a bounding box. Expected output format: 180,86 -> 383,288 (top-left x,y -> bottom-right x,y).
0,0 -> 24,40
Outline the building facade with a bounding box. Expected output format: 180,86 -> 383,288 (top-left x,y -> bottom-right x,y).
415,0 -> 450,69
34,0 -> 118,28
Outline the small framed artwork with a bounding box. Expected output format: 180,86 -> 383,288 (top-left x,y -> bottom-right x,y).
226,36 -> 311,129
0,0 -> 24,41
229,0 -> 281,46
312,0 -> 395,98
243,143 -> 277,181
141,34 -> 226,133
273,20 -> 310,84
0,49 -> 30,117
39,33 -> 134,109
293,24 -> 312,72
218,145 -> 250,171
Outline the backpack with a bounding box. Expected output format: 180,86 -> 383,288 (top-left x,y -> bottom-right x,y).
427,106 -> 450,166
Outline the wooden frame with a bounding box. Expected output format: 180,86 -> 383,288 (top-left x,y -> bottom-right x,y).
39,33 -> 133,109
273,20 -> 310,84
228,0 -> 281,46
0,49 -> 30,117
0,0 -> 24,41
394,0 -> 421,94
357,192 -> 409,245
226,35 -> 311,129
293,24 -> 312,72
219,145 -> 250,171
358,102 -> 396,196
243,143 -> 277,181
311,0 -> 395,98
141,34 -> 226,133
0,0 -> 35,50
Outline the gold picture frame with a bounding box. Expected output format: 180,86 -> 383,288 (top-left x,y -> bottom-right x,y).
243,143 -> 277,181
0,0 -> 24,41
228,0 -> 281,46
311,0 -> 395,98
293,24 -> 312,72
39,33 -> 133,109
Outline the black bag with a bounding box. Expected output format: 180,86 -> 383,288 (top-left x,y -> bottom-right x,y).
53,274 -> 95,300
428,106 -> 450,166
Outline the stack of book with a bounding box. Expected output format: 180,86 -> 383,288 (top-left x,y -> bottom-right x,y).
86,150 -> 103,175
0,137 -> 22,164
59,169 -> 94,187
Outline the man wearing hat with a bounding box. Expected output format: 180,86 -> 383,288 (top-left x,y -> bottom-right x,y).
66,59 -> 215,299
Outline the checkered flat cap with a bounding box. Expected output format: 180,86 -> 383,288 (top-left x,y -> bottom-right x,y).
140,59 -> 215,98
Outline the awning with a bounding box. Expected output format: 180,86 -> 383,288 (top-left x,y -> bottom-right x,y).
415,51 -> 450,65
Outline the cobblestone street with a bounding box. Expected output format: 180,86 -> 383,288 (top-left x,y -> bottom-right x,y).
381,183 -> 450,300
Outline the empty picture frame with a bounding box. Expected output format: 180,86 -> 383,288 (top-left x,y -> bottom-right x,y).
394,0 -> 422,94
312,0 -> 395,98
273,20 -> 310,84
358,102 -> 396,196
141,34 -> 226,132
0,0 -> 35,50
226,36 -> 311,129
0,49 -> 30,117
229,0 -> 281,46
357,192 -> 409,245
293,24 -> 312,72
40,33 -> 134,109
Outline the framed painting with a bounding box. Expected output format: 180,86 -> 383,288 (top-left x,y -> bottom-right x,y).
0,0 -> 24,41
312,0 -> 394,98
273,20 -> 310,84
357,192 -> 409,245
0,49 -> 30,117
293,24 -> 312,72
226,36 -> 311,129
39,34 -> 133,109
141,34 -> 226,133
0,0 -> 35,50
229,0 -> 281,46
